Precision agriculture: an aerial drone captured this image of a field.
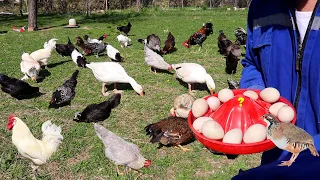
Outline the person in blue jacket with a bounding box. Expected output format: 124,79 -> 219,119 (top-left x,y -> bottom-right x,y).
233,0 -> 320,179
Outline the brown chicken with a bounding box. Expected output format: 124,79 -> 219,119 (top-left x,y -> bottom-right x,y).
183,22 -> 213,51
76,36 -> 107,57
218,30 -> 232,56
145,116 -> 194,151
162,31 -> 175,55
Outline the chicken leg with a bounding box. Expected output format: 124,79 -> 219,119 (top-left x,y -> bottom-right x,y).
188,84 -> 196,95
278,153 -> 299,167
102,83 -> 111,96
116,165 -> 124,176
177,145 -> 192,152
113,83 -> 123,94
31,164 -> 39,179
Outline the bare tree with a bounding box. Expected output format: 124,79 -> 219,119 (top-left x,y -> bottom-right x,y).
19,0 -> 23,16
105,0 -> 108,10
28,0 -> 38,31
136,0 -> 141,11
181,0 -> 183,7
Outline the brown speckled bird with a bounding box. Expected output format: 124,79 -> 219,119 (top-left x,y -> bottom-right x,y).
262,114 -> 319,167
145,116 -> 194,152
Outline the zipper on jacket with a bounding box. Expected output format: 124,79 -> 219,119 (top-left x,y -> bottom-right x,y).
292,1 -> 320,109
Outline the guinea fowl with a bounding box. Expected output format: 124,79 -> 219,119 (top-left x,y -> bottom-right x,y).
145,116 -> 195,151
218,30 -> 233,56
73,93 -> 121,123
49,70 -> 79,109
162,31 -> 175,55
234,27 -> 247,48
144,45 -> 172,73
183,22 -> 213,51
0,74 -> 42,100
171,63 -> 215,95
138,34 -> 161,54
94,123 -> 151,175
76,36 -> 107,57
117,22 -> 132,36
170,93 -> 195,118
86,62 -> 144,96
55,36 -> 75,57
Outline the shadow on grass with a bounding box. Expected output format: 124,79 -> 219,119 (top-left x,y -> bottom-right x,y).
176,78 -> 210,94
37,69 -> 51,83
47,60 -> 72,68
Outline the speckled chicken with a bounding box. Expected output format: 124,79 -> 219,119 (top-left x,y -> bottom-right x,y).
94,123 -> 151,175
49,70 -> 79,109
145,116 -> 195,151
76,36 -> 107,57
234,27 -> 247,48
170,93 -> 196,118
144,45 -> 172,73
73,93 -> 121,123
0,74 -> 42,100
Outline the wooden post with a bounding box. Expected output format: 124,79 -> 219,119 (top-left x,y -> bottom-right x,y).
28,0 -> 38,31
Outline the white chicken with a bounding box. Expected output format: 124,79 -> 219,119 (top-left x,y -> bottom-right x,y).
106,44 -> 124,62
7,114 -> 63,178
171,63 -> 215,95
30,38 -> 57,68
117,34 -> 131,48
144,45 -> 172,73
94,123 -> 151,175
20,52 -> 41,81
86,62 -> 144,96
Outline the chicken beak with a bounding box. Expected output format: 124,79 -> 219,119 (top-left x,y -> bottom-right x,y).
210,89 -> 215,95
169,108 -> 176,116
139,91 -> 145,96
31,76 -> 36,81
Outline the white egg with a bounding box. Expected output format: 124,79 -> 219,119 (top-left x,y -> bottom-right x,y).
278,105 -> 295,123
222,128 -> 243,144
260,87 -> 280,103
201,120 -> 224,140
218,88 -> 234,103
206,96 -> 221,111
269,102 -> 286,116
192,98 -> 209,118
243,90 -> 259,100
243,124 -> 267,143
193,117 -> 213,133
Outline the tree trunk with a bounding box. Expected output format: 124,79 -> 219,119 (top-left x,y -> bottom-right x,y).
19,0 -> 23,17
28,0 -> 38,31
136,0 -> 141,12
181,0 -> 183,7
105,0 -> 108,11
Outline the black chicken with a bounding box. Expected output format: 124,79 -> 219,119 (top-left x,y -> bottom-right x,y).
225,43 -> 242,74
117,22 -> 131,36
234,27 -> 247,48
0,74 -> 42,100
55,37 -> 75,57
218,30 -> 233,56
73,93 -> 121,123
145,116 -> 195,151
49,70 -> 79,109
183,22 -> 213,51
162,31 -> 175,55
138,34 -> 161,54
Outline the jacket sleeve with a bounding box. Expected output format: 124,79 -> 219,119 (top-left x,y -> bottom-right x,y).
239,0 -> 265,90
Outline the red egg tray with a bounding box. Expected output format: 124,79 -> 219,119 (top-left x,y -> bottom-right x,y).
188,89 -> 297,155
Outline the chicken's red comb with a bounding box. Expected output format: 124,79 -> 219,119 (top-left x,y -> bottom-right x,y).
8,114 -> 16,121
103,34 -> 108,38
168,64 -> 172,70
183,41 -> 190,48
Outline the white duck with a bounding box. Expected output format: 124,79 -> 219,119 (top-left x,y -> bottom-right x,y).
86,62 -> 144,96
144,45 -> 172,73
171,63 -> 215,95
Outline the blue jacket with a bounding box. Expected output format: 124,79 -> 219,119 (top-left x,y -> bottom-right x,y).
240,0 -> 320,136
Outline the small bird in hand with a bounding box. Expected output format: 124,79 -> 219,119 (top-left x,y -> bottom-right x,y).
262,114 -> 319,167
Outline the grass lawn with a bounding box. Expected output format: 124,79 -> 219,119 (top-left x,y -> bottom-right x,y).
0,7 -> 262,179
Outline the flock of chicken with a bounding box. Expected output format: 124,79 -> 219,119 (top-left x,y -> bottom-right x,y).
1,21 -> 247,178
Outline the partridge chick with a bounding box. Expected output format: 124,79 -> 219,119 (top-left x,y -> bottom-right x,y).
262,114 -> 319,167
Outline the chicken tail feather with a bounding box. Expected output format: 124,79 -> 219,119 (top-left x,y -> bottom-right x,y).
41,121 -> 63,152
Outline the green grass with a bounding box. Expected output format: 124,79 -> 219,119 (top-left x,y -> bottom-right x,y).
0,7 -> 261,179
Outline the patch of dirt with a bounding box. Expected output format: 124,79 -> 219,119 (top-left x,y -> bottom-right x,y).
67,146 -> 92,165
